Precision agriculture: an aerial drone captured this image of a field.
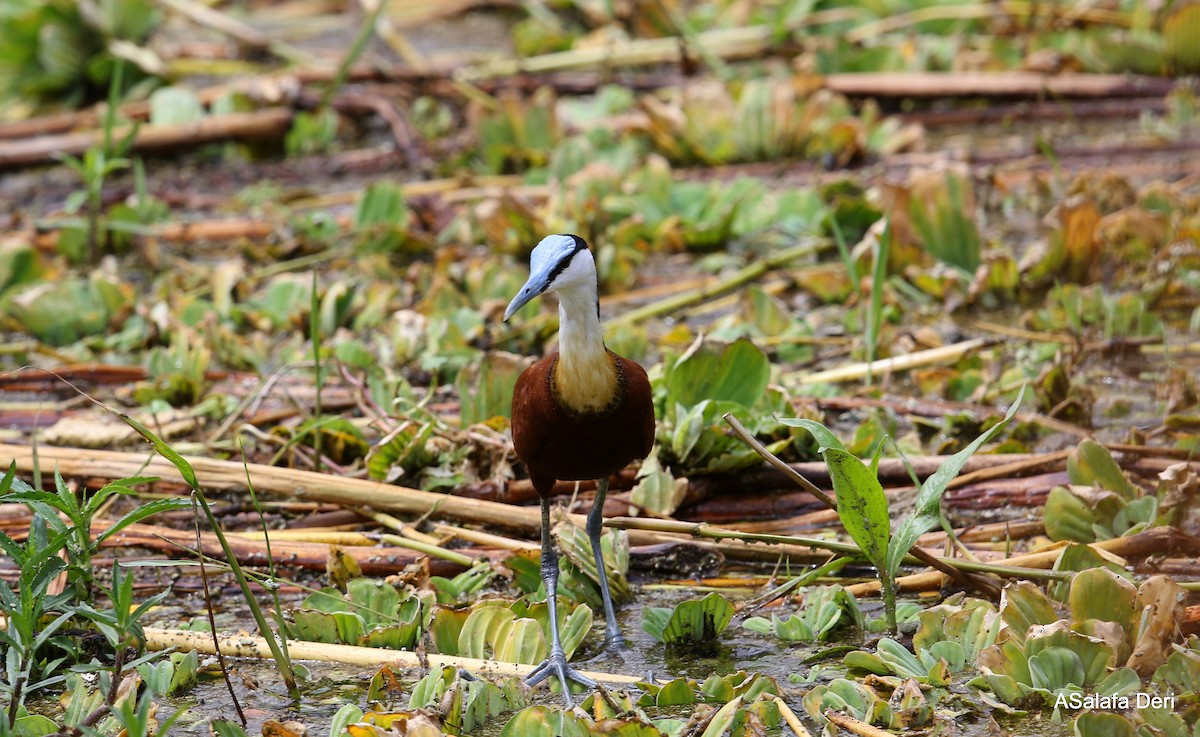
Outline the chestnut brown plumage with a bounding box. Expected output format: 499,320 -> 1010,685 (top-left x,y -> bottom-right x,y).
503,234 -> 655,705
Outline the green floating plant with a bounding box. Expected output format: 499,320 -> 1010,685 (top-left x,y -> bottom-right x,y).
803,677 -> 931,730
655,337 -> 795,476
786,386 -> 1025,634
1,274 -> 134,347
1155,636 -> 1200,697
845,596 -> 1002,687
1044,439 -> 1165,543
634,671 -> 779,708
495,673 -> 781,737
408,666 -> 527,736
642,592 -> 734,653
428,598 -> 592,665
430,562 -> 495,606
743,585 -> 863,643
971,568 -> 1187,711
285,578 -> 433,649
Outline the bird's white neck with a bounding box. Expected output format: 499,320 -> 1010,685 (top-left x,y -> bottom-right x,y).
554,281 -> 620,414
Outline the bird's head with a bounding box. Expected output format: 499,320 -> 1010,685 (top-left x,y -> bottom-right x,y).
503,234 -> 594,321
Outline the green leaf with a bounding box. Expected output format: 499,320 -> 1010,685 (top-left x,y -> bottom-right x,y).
642,606 -> 673,644
700,696 -> 743,737
493,618 -> 547,665
499,706 -> 591,737
665,338 -> 769,409
96,497 -> 191,543
885,386 -> 1025,578
1028,646 -> 1085,691
1072,712 -> 1136,737
822,448 -> 889,571
630,453 -> 684,517
211,719 -> 250,737
1067,440 -> 1139,502
654,678 -> 696,707
1044,486 -> 1099,543
148,86 -> 204,125
659,592 -> 734,651
118,414 -> 199,489
458,605 -> 517,660
557,603 -> 593,660
355,181 -> 409,229
998,581 -> 1059,646
1068,567 -> 1137,637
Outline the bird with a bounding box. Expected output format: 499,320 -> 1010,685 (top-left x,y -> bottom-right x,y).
503,233 -> 655,705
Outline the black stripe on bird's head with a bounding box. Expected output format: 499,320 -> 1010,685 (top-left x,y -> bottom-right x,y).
504,234 -> 592,321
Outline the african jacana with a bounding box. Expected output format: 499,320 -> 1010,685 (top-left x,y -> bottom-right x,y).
503,234 -> 655,704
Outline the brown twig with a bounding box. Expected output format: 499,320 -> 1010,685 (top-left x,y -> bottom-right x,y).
0,109 -> 293,169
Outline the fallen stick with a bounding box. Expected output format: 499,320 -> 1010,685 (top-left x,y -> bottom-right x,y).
793,338 -> 994,384
142,627 -> 642,683
0,444 -> 839,566
825,71 -> 1174,99
0,108 -> 293,169
845,526 -> 1200,596
823,710 -> 893,737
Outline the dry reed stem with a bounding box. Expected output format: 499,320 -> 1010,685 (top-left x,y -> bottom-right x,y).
143,627 -> 643,683
0,444 -> 842,566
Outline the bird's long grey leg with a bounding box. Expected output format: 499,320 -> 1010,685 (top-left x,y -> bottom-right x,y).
588,477 -> 626,651
525,497 -> 595,705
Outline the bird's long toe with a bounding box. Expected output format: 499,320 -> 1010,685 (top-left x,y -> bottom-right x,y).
524,652 -> 596,706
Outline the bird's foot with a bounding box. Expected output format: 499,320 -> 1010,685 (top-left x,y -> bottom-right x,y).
525,650 -> 595,707
600,632 -> 627,653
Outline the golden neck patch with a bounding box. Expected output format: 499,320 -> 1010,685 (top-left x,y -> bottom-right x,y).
551,349 -> 622,416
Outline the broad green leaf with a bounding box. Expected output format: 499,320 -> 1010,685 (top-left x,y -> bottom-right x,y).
1025,623 -> 1115,686
998,582 -> 1059,646
642,593 -> 733,650
329,704 -> 363,737
458,606 -> 516,660
355,181 -> 409,229
1044,486 -> 1099,543
345,578 -> 405,630
654,678 -> 696,707
211,720 -> 250,737
558,603 -> 593,660
666,338 -> 769,409
493,618 -> 547,665
822,448 -> 889,571
630,453 -> 684,517
499,706 -> 590,737
1072,712 -> 1136,737
288,609 -> 363,645
1048,543 -> 1129,602
662,592 -> 734,649
885,386 -> 1025,578
1028,646 -> 1085,691
429,606 -> 469,655
700,696 -> 743,737
642,606 -> 673,644
1068,568 -> 1137,637
1067,440 -> 1139,502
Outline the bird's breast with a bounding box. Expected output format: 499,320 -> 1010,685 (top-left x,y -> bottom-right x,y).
511,353 -> 655,488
